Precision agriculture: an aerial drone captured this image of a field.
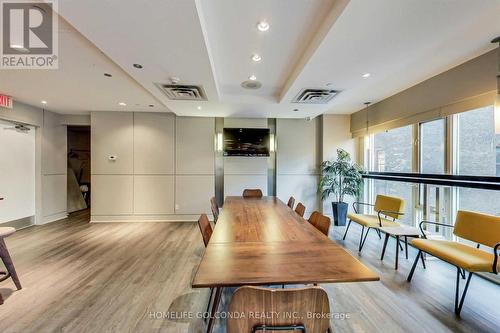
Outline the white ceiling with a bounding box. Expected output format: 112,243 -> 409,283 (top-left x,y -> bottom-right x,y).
0,16 -> 166,114
1,0 -> 499,118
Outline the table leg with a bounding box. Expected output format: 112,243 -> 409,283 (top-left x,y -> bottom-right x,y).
207,287 -> 222,333
0,238 -> 21,290
405,236 -> 408,259
395,236 -> 400,270
380,233 -> 390,260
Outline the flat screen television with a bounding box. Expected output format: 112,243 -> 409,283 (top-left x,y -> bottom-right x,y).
223,128 -> 270,157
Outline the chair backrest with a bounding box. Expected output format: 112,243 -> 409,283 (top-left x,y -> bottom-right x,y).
295,202 -> 306,217
454,210 -> 500,248
308,211 -> 319,224
310,212 -> 331,237
374,194 -> 404,219
227,286 -> 331,333
210,197 -> 219,223
287,196 -> 295,209
242,189 -> 263,198
197,214 -> 212,247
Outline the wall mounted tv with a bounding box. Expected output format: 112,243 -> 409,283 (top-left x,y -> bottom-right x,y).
223,128 -> 270,157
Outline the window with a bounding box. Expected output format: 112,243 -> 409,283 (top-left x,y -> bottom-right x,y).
420,119 -> 445,174
369,125 -> 414,224
371,125 -> 413,172
456,106 -> 500,216
457,106 -> 499,176
364,106 -> 500,229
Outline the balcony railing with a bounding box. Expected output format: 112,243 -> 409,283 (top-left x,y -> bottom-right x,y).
362,172 -> 500,282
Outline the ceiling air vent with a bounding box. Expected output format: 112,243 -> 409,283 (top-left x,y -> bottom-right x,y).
155,83 -> 207,101
292,88 -> 339,104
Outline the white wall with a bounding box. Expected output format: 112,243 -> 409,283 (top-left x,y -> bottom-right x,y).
90,112 -> 215,222
322,114 -> 358,216
276,118 -> 321,217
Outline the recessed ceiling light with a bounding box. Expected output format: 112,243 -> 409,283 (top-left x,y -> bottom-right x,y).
256,21 -> 269,32
248,75 -> 257,81
197,106 -> 202,110
41,100 -> 47,105
104,73 -> 112,77
133,64 -> 143,69
251,54 -> 262,62
362,73 -> 371,78
118,102 -> 127,106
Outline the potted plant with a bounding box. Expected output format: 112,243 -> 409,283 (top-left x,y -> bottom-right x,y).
319,148 -> 364,226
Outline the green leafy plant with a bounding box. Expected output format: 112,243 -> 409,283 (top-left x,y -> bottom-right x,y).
319,148 -> 364,203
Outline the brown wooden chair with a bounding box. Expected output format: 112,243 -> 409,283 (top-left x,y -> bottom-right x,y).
308,211 -> 320,224
287,196 -> 295,209
227,286 -> 332,333
295,202 -> 306,217
242,189 -> 263,198
197,214 -> 216,320
210,197 -> 219,224
309,211 -> 331,237
0,227 -> 21,305
197,214 -> 213,247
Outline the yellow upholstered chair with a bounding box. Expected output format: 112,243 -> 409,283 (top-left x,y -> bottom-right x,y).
407,210 -> 500,316
344,194 -> 405,252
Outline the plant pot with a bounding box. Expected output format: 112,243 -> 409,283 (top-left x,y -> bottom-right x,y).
331,201 -> 348,226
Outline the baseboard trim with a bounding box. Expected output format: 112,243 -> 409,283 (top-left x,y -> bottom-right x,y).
42,212 -> 68,224
90,214 -> 213,223
0,216 -> 35,230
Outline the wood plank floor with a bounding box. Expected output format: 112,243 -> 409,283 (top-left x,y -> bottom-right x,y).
0,210 -> 498,333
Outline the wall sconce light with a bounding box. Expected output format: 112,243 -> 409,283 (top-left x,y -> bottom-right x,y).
216,132 -> 223,152
269,133 -> 276,153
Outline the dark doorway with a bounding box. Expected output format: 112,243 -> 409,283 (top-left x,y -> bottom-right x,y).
67,126 -> 90,213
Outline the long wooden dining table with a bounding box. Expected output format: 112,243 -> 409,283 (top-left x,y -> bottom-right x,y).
192,196 -> 379,332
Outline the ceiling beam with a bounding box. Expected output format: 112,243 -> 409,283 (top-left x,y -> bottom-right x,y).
278,0 -> 350,103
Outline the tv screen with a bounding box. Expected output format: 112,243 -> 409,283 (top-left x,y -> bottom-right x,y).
223,128 -> 270,157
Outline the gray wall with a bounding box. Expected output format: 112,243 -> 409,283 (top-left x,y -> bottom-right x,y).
90,112 -> 215,222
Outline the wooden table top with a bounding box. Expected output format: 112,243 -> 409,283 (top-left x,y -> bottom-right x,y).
192,196 -> 379,288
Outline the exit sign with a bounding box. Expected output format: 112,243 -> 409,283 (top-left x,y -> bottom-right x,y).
0,94 -> 13,109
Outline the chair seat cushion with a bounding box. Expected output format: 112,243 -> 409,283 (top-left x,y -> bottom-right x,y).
0,227 -> 15,238
347,213 -> 400,228
411,238 -> 498,272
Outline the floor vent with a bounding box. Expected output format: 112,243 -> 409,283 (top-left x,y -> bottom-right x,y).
292,88 -> 339,104
155,84 -> 207,101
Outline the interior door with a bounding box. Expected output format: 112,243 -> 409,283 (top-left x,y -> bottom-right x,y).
0,119 -> 36,224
